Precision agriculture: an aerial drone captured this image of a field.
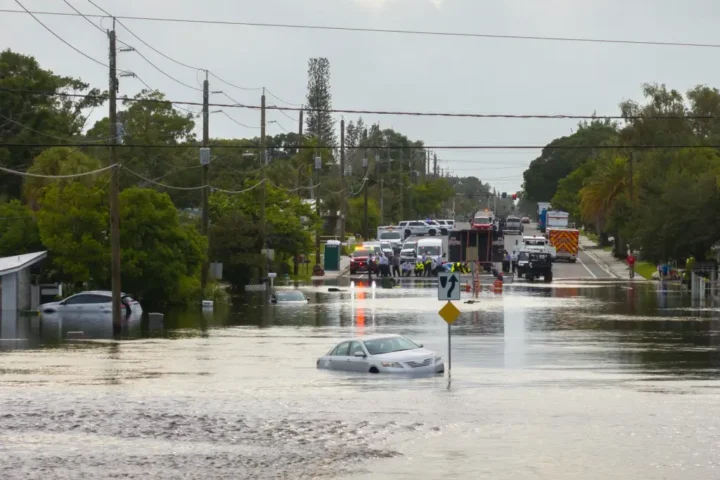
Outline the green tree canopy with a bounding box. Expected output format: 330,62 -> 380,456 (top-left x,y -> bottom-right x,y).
0,199 -> 42,257
0,49 -> 104,199
522,120 -> 618,203
23,147 -> 103,208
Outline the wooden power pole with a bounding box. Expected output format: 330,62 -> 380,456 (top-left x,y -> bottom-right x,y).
200,71 -> 210,290
339,119 -> 346,246
108,20 -> 122,333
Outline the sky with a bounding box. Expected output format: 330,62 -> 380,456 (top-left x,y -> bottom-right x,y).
2,0 -> 720,193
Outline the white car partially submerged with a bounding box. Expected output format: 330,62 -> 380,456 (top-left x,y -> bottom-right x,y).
317,334 -> 444,374
38,290 -> 142,316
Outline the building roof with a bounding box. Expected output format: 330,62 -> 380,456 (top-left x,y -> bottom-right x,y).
0,251 -> 47,276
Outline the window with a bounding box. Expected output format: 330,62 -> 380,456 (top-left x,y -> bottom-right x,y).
64,294 -> 92,305
348,342 -> 365,356
418,246 -> 441,256
275,291 -> 306,302
363,337 -> 419,355
410,221 -> 423,227
353,250 -> 370,258
379,232 -> 401,240
474,217 -> 491,224
333,342 -> 350,356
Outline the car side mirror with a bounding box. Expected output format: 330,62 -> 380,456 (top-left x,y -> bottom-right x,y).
418,344 -> 424,348
354,351 -> 366,358
305,297 -> 310,301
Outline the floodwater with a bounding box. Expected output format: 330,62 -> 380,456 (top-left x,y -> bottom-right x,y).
2,281 -> 720,479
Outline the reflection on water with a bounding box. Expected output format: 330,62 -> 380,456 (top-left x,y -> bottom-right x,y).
3,282 -> 720,479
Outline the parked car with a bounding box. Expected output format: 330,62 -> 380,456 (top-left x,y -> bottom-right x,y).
399,241 -> 418,264
425,220 -> 448,236
437,219 -> 455,232
361,242 -> 383,258
521,216 -> 530,224
270,290 -> 309,304
350,248 -> 379,275
380,241 -> 394,258
38,291 -> 142,317
398,220 -> 437,238
377,227 -> 403,251
317,334 -> 444,374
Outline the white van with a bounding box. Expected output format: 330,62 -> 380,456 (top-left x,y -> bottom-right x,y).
416,238 -> 444,260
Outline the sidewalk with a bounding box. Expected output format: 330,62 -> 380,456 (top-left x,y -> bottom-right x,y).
312,256 -> 351,280
579,235 -> 647,281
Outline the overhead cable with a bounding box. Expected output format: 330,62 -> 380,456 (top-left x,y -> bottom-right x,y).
0,163 -> 116,178
2,88 -> 712,121
4,8 -> 720,50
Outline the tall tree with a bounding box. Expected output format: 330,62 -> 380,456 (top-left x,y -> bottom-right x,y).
0,50 -> 104,199
305,58 -> 335,146
522,120 -> 618,202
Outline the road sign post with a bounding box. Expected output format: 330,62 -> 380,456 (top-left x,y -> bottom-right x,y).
438,272 -> 462,378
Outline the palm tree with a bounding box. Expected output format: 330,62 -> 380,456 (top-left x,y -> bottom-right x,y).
579,155 -> 629,251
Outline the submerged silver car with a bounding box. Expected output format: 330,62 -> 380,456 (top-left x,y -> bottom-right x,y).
317,334 -> 444,374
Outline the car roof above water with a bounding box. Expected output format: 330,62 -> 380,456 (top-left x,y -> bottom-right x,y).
338,334 -> 403,343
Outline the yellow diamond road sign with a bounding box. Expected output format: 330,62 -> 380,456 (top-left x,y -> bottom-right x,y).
438,301 -> 461,325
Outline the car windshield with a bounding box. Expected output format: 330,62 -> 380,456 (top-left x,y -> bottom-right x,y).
379,232 -> 401,240
418,246 -> 441,256
507,219 -> 520,224
275,291 -> 306,302
530,254 -> 550,261
525,240 -> 546,246
353,250 -> 370,257
474,217 -> 490,224
363,336 -> 419,355
518,252 -> 529,261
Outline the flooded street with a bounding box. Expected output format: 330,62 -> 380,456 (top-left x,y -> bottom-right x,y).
3,282 -> 720,479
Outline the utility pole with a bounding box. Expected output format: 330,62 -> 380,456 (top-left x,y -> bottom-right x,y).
108,20 -> 122,333
380,178 -> 384,225
296,108 -> 303,191
339,119 -> 346,245
363,156 -> 369,240
628,151 -> 634,202
200,71 -> 210,291
293,108 -> 303,276
315,152 -> 321,265
260,91 -> 267,281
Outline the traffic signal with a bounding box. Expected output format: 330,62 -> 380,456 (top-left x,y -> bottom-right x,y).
512,193 -> 517,200
501,192 -> 507,199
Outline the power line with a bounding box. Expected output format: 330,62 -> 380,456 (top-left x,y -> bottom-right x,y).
12,0 -> 110,69
0,163 -> 116,179
86,1 -> 289,99
86,0 -> 201,72
62,0 -> 104,34
218,110 -> 260,129
3,88 -> 715,121
4,8 -> 720,50
3,141 -> 720,151
208,72 -> 262,92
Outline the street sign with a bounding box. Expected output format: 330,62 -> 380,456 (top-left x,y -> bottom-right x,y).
437,272 -> 461,301
438,301 -> 461,324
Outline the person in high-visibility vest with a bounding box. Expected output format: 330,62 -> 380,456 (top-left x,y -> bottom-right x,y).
415,261 -> 425,277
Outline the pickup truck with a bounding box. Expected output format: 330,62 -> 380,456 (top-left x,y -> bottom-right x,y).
377,226 -> 404,251
398,220 -> 438,238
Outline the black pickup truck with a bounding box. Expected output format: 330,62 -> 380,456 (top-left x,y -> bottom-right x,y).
524,252 -> 553,282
